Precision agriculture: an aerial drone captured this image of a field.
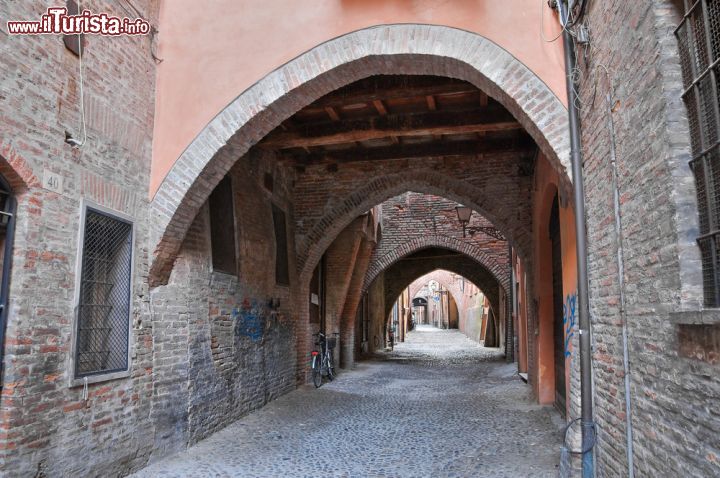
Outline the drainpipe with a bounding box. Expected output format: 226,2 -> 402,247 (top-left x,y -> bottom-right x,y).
557,1 -> 596,476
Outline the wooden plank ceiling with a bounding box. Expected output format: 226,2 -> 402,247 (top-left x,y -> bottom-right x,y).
257,75 -> 536,164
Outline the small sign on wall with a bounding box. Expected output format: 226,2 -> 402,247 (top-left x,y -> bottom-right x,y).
42,169 -> 64,194
310,293 -> 319,305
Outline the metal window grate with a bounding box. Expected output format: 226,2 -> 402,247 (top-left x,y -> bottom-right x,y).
75,208 -> 132,377
676,0 -> 720,306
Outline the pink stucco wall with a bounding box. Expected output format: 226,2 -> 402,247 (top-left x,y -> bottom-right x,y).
151,0 -> 566,196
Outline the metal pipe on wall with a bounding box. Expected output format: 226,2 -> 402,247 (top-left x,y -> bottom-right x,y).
557,1 -> 596,476
600,68 -> 635,478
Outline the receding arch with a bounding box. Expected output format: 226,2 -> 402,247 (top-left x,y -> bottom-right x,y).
298,170 -> 523,286
148,24 -> 570,286
377,248 -> 503,319
363,234 -> 510,293
406,271 -> 465,315
386,274 -> 462,331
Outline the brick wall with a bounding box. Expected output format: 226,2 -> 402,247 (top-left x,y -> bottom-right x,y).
0,2 -> 159,475
579,1 -> 719,475
147,149 -> 299,461
293,157 -> 532,288
364,192 -> 510,291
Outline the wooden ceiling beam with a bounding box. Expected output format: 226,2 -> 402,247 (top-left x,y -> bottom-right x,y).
260,108 -> 521,149
324,106 -> 341,121
291,137 -> 534,164
372,99 -> 399,144
314,81 -> 479,110
425,95 -> 442,140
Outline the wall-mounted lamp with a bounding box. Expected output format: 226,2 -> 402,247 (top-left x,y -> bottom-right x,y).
455,205 -> 472,237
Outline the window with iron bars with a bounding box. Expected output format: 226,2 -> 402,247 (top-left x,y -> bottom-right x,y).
74,206 -> 133,378
676,0 -> 720,306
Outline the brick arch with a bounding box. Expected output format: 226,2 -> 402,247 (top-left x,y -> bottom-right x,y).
379,249 -> 502,320
298,170 -> 520,285
0,142 -> 41,192
407,271 -> 465,313
363,234 -> 510,293
148,24 -> 570,286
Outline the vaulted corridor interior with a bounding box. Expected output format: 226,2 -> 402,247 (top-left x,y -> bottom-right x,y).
4,3 -> 719,476
131,325 -> 562,478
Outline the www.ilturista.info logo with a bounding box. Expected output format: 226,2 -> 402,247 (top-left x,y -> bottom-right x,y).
6,7 -> 150,36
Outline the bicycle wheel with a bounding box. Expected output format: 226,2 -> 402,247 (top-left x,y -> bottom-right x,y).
312,355 -> 322,388
326,353 -> 335,381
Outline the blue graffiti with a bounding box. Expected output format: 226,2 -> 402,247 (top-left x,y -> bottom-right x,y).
562,293 -> 577,358
233,298 -> 264,343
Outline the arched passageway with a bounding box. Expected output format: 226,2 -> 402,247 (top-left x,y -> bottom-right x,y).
132,59 -> 579,475
5,1 -> 716,476
88,24 -> 575,476
148,25 -> 570,286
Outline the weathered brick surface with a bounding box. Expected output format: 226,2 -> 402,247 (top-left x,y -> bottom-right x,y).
147,150 -> 298,461
579,1 -> 719,476
148,24 -> 571,286
364,192 -> 510,292
322,217 -> 365,366
294,157 -> 532,285
336,218 -> 378,369
0,2 -> 159,476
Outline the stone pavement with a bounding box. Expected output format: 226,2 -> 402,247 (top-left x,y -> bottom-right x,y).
131,325 -> 562,477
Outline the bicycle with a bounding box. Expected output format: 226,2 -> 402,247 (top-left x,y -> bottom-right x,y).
311,331 -> 339,388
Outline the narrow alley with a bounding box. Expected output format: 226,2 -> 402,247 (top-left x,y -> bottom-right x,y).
132,325 -> 562,478
3,2 -> 720,477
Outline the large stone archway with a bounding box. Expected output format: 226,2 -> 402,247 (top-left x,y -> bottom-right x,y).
148,24 -> 570,286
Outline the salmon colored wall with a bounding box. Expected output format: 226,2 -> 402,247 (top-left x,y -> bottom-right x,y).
151,0 -> 567,196
532,154 -> 577,406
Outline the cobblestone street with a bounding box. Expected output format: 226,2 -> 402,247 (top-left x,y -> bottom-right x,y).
132,326 -> 562,477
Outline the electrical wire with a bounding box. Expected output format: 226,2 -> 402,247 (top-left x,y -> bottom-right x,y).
571,0 -> 589,26
541,0 -> 565,42
75,0 -> 88,147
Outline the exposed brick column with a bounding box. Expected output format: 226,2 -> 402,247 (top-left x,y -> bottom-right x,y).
339,236 -> 376,368
323,218 -> 365,365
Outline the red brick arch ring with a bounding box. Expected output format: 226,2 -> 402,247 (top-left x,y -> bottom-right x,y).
396,274 -> 465,327
148,24 -> 571,286
363,234 -> 510,293
297,170 -> 516,286
380,250 -> 502,320
407,273 -> 464,306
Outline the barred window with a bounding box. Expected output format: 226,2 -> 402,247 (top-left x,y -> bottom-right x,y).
676,0 -> 720,306
74,207 -> 133,378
